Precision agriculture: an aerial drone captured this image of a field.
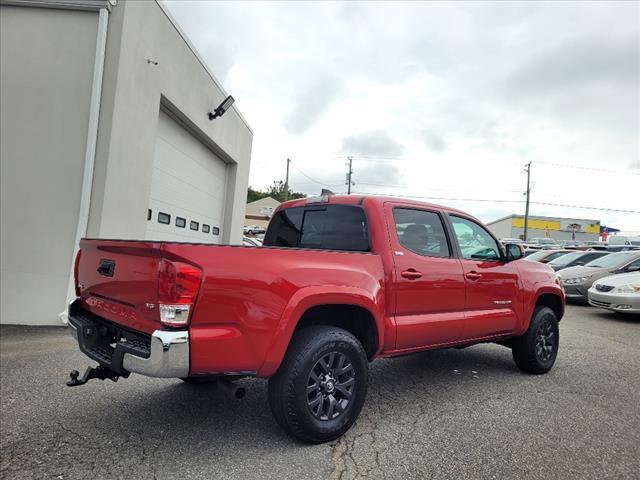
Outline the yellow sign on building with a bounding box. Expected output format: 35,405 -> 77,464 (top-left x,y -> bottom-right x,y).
511,217 -> 600,234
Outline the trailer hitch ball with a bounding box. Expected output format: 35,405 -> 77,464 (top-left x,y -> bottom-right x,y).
66,365 -> 122,387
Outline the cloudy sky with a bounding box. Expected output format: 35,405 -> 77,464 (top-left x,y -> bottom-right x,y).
165,0 -> 639,231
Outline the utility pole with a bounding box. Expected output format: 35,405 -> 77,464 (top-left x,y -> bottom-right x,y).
523,161 -> 532,242
284,158 -> 290,201
346,156 -> 354,194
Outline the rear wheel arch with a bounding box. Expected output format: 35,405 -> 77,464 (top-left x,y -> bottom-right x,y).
293,304 -> 379,360
258,287 -> 384,377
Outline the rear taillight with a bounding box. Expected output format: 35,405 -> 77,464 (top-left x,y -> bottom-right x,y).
73,249 -> 82,297
157,258 -> 202,327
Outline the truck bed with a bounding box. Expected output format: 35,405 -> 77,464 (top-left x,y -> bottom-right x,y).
76,239 -> 386,376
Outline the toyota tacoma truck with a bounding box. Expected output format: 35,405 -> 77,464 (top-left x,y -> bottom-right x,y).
67,194 -> 564,443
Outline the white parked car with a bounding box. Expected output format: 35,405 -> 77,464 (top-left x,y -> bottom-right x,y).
243,225 -> 266,235
588,272 -> 640,314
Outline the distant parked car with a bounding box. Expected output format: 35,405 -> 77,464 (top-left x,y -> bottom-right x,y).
588,272 -> 640,314
547,250 -> 611,272
607,236 -> 640,247
500,238 -> 524,245
557,251 -> 640,302
523,249 -> 573,264
606,245 -> 640,252
572,241 -> 608,251
526,238 -> 561,250
243,225 -> 266,235
242,236 -> 261,247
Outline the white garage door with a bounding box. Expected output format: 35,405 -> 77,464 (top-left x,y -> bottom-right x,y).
145,110 -> 227,243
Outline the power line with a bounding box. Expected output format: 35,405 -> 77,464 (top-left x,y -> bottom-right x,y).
532,160 -> 639,175
530,201 -> 640,214
351,191 -> 640,214
335,154 -> 639,175
357,181 -> 523,194
289,161 -> 343,188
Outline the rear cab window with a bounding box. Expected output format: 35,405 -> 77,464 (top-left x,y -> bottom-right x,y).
263,205 -> 369,252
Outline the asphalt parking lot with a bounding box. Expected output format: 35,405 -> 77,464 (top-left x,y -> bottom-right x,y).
1,305 -> 639,480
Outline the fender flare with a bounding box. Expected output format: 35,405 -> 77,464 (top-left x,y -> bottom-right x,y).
531,285 -> 565,320
257,285 -> 384,377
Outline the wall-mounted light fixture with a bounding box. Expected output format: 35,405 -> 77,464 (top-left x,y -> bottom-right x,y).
208,95 -> 235,120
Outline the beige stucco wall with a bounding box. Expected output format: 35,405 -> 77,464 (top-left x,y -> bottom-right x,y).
89,0 -> 252,245
1,0 -> 252,325
0,5 -> 99,325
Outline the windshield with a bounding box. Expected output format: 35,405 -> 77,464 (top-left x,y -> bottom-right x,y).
525,250 -> 553,261
548,251 -> 583,266
585,252 -> 639,268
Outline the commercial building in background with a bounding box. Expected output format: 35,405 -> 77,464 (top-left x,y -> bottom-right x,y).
245,197 -> 281,231
1,0 -> 253,326
487,215 -> 601,242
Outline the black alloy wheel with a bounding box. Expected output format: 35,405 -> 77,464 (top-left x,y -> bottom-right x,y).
268,325 -> 368,443
535,317 -> 555,362
306,352 -> 355,421
512,305 -> 560,374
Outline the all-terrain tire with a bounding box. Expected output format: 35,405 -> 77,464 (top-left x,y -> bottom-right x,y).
512,306 -> 559,374
268,325 -> 368,443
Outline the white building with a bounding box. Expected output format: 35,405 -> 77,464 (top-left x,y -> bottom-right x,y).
1,0 -> 253,325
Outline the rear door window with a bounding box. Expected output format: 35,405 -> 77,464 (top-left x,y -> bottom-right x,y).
264,205 -> 369,251
392,208 -> 450,258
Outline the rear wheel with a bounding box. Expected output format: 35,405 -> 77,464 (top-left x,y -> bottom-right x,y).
268,326 -> 368,443
512,306 -> 559,374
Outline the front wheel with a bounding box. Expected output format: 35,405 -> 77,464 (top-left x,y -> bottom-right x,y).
512,306 -> 559,374
268,326 -> 368,443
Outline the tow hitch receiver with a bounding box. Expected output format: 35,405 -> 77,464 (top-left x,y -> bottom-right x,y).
66,365 -> 127,387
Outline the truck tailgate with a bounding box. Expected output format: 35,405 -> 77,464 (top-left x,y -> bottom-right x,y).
77,239 -> 163,334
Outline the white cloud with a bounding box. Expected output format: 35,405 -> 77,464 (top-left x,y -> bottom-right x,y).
164,0 -> 640,230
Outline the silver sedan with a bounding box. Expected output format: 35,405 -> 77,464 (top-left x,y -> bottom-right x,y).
588,272 -> 640,314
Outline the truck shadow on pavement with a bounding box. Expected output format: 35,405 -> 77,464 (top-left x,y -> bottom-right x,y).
89,345 -> 521,443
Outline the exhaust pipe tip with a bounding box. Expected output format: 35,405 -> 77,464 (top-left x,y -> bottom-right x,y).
218,379 -> 246,400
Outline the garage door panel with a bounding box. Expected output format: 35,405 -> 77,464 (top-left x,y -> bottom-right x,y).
148,197 -> 223,230
146,110 -> 227,244
154,137 -> 227,190
149,166 -> 226,210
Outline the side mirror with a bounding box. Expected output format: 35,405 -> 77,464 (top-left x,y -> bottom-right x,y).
505,243 -> 524,262
626,265 -> 640,272
575,261 -> 585,266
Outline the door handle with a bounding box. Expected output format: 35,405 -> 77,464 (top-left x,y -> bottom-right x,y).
465,271 -> 482,281
401,269 -> 422,280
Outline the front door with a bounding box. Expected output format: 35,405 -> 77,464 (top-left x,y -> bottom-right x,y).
448,215 -> 520,339
388,205 -> 467,350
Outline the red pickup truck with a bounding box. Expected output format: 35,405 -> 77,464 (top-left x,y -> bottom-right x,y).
67,194 -> 564,443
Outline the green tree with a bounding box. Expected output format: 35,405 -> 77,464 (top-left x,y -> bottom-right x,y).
247,181 -> 305,203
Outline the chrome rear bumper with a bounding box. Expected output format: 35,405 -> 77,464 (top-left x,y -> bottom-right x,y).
68,302 -> 189,378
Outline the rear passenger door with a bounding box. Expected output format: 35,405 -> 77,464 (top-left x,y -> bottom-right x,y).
388,205 -> 467,350
448,215 -> 520,339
